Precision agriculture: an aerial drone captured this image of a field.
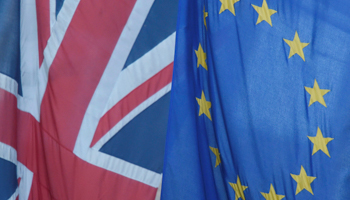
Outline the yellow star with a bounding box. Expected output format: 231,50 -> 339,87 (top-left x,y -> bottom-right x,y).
195,43 -> 208,70
252,0 -> 277,26
290,166 -> 316,195
308,127 -> 334,157
229,176 -> 248,200
203,7 -> 208,29
261,184 -> 285,200
196,91 -> 212,120
304,79 -> 330,107
219,0 -> 240,16
209,147 -> 221,167
283,31 -> 309,61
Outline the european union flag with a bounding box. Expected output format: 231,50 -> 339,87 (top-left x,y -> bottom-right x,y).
162,0 -> 350,199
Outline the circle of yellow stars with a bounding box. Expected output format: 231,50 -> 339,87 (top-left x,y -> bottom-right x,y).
194,0 -> 334,199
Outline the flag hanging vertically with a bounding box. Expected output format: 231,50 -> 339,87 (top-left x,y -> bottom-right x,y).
0,0 -> 177,199
162,0 -> 350,199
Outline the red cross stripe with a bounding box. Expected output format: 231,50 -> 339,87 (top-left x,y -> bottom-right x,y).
0,0 -> 175,199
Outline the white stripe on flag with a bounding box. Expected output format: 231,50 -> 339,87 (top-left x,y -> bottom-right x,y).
38,0 -> 80,104
102,32 -> 176,116
0,74 -> 18,98
19,0 -> 40,120
93,83 -> 171,150
73,0 -> 154,159
0,143 -> 33,200
73,0 -> 164,187
49,0 -> 56,30
19,0 -> 81,121
0,142 -> 17,165
87,148 -> 162,188
17,162 -> 34,200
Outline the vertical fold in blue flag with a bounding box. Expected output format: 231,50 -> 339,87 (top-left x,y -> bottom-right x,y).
162,0 -> 350,199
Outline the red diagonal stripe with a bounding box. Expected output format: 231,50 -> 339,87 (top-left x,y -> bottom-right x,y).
36,0 -> 50,67
19,0 -> 150,198
91,62 -> 173,147
40,0 -> 137,151
16,111 -> 157,199
0,89 -> 17,149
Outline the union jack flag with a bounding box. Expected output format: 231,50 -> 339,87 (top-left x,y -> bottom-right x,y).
0,0 -> 177,199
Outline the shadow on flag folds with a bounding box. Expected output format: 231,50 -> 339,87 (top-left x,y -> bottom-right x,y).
162,0 -> 350,199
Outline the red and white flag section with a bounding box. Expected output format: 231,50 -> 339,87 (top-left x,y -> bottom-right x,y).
0,0 -> 177,199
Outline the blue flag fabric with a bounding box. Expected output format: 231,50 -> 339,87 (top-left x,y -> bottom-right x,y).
162,0 -> 350,199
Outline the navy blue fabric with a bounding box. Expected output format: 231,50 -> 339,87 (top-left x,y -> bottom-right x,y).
123,0 -> 178,68
0,158 -> 17,200
100,92 -> 170,173
0,0 -> 21,96
56,0 -> 64,17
